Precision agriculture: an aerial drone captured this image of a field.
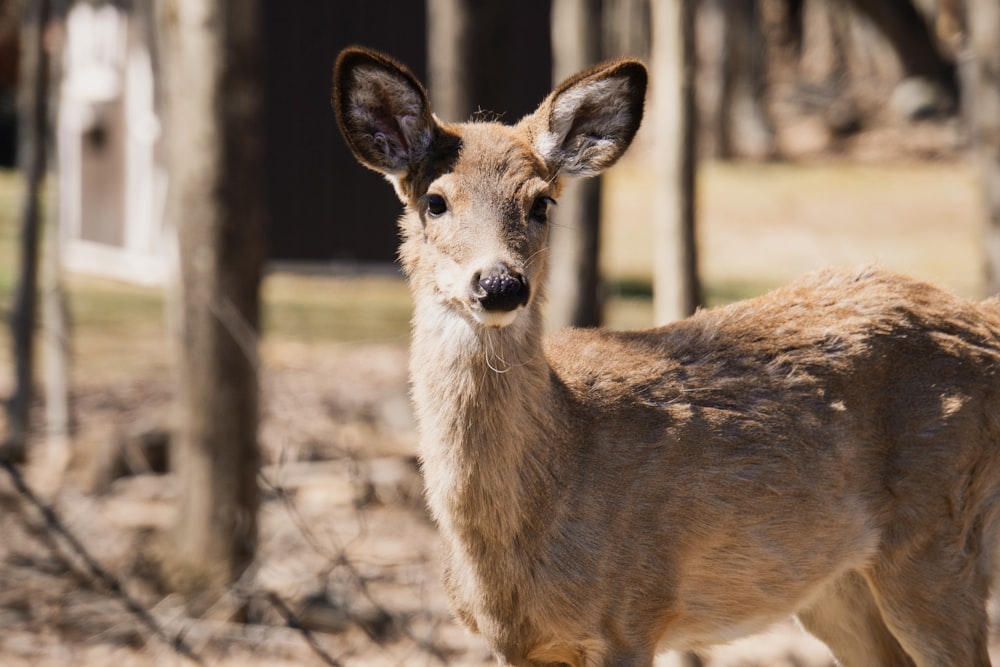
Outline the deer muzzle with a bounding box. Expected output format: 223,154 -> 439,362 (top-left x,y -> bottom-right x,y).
473,263 -> 530,313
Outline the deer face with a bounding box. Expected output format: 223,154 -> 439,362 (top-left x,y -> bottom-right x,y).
333,47 -> 646,330
397,122 -> 559,328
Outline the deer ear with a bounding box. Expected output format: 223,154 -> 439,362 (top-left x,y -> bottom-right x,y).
526,58 -> 647,177
333,47 -> 438,176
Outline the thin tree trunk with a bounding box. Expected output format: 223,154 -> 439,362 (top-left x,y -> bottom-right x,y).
546,0 -> 604,330
602,0 -> 650,60
156,0 -> 265,608
6,0 -> 51,460
38,150 -> 71,490
38,9 -> 69,488
845,0 -> 959,105
650,0 -> 699,325
968,0 -> 1000,295
426,0 -> 505,124
717,0 -> 774,159
426,0 -> 471,123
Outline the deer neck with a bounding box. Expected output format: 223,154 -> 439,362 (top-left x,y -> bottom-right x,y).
409,297 -> 559,545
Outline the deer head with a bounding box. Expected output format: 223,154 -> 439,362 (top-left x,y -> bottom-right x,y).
333,47 -> 647,331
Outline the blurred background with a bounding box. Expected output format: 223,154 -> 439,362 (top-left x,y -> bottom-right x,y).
0,0 -> 997,665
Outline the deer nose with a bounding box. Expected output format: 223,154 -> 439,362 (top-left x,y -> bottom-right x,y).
473,263 -> 530,312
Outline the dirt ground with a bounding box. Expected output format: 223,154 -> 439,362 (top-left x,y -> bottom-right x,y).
0,342 -> 836,667
5,338 -> 1000,667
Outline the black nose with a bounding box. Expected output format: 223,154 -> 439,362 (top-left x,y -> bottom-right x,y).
473,264 -> 530,312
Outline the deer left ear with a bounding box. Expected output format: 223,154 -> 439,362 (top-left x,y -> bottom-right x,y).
332,47 -> 438,177
524,58 -> 647,178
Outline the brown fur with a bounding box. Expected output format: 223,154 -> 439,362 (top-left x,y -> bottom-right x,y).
333,46 -> 1000,666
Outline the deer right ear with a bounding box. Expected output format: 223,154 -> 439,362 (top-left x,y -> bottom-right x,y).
526,58 -> 647,178
332,47 -> 437,176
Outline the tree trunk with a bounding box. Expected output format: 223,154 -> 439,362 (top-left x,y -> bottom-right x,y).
6,0 -> 51,460
602,0 -> 650,61
968,0 -> 1000,295
426,0 -> 471,123
156,0 -> 265,608
37,152 -> 71,491
546,0 -> 604,330
845,0 -> 958,109
716,0 -> 774,159
426,0 -> 505,124
650,0 -> 699,325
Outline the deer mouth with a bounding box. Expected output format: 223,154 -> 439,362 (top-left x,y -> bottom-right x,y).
471,307 -> 522,328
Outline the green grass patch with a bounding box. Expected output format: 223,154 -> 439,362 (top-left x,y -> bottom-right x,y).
702,278 -> 778,307
263,272 -> 411,345
0,170 -> 20,311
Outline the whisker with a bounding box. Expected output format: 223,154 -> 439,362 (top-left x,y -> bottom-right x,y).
524,247 -> 548,269
484,330 -> 512,374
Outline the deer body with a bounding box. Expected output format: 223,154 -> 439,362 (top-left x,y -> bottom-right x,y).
334,47 -> 1000,666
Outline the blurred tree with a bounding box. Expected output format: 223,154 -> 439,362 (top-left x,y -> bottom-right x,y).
846,0 -> 958,119
426,0 -> 470,123
155,0 -> 265,609
6,0 -> 52,461
426,0 -> 505,123
603,0 -> 650,60
650,0 -> 699,325
969,0 -> 1000,295
546,0 -> 604,330
716,0 -> 774,159
0,0 -> 18,166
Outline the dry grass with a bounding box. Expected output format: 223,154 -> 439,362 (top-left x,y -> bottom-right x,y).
696,160 -> 982,298
602,157 -> 983,329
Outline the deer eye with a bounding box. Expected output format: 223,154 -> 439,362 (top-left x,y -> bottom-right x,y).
422,194 -> 448,218
529,196 -> 555,223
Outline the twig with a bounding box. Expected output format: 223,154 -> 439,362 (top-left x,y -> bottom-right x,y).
266,591 -> 345,667
0,460 -> 205,665
259,470 -> 452,665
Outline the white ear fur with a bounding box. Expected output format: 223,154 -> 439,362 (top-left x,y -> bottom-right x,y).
532,60 -> 647,177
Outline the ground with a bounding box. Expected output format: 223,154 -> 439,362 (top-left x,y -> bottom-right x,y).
6,338 -> 1000,666
0,341 -> 844,667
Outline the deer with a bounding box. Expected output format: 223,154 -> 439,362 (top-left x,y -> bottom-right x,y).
332,46 -> 1000,667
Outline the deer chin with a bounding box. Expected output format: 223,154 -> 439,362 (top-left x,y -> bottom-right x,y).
470,307 -> 522,329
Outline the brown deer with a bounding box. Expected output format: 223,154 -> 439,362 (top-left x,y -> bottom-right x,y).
332,46 -> 1000,667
